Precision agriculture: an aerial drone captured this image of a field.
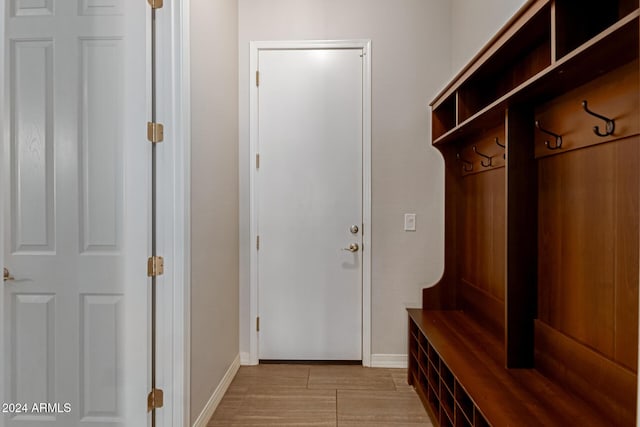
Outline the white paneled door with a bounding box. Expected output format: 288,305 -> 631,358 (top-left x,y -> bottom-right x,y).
257,47 -> 364,360
1,2 -> 148,427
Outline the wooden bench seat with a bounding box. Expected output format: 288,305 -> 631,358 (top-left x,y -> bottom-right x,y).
407,309 -> 613,427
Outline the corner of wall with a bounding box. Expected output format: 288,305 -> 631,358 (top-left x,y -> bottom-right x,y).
191,354 -> 240,427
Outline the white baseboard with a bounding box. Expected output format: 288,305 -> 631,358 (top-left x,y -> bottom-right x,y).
240,351 -> 255,365
192,354 -> 240,427
370,354 -> 408,368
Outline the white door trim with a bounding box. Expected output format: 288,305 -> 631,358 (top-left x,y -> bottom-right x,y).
0,0 -> 6,420
157,1 -> 191,426
248,39 -> 372,366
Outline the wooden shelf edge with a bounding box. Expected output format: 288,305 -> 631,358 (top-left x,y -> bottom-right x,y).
432,10 -> 640,147
430,0 -> 548,109
555,9 -> 640,65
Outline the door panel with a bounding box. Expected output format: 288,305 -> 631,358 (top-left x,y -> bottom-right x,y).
79,37 -> 123,254
10,39 -> 54,253
2,2 -> 147,426
258,48 -> 363,360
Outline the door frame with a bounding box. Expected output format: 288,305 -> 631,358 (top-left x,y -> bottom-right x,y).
158,1 -> 191,426
0,2 -> 191,426
248,40 -> 372,366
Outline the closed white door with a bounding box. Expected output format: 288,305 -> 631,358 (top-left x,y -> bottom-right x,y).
1,2 -> 148,426
257,48 -> 364,360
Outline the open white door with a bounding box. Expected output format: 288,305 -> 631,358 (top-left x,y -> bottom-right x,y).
1,2 -> 149,426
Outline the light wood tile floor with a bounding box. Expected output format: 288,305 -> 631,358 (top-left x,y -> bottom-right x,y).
207,364 -> 434,426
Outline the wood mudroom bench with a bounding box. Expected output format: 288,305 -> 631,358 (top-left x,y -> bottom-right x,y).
407,309 -> 617,427
410,1 -> 640,425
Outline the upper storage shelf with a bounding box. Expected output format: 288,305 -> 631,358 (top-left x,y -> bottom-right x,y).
431,0 -> 640,145
555,0 -> 638,58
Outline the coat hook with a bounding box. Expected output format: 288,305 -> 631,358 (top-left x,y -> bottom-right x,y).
582,100 -> 615,137
495,137 -> 505,159
535,120 -> 563,150
456,153 -> 473,172
473,145 -> 493,167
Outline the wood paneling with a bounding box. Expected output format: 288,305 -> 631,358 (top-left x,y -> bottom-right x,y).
534,60 -> 639,158
534,320 -> 636,426
538,136 -> 639,367
460,166 -> 505,303
459,281 -> 504,341
614,137 -> 640,369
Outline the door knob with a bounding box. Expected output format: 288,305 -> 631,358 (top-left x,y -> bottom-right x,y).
342,243 -> 359,253
3,268 -> 14,282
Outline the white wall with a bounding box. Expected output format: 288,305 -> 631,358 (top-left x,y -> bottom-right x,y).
450,0 -> 527,72
190,0 -> 239,423
238,0 -> 451,361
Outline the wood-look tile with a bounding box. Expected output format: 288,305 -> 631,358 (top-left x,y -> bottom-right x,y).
230,364 -> 310,388
208,365 -> 432,426
390,369 -> 413,390
307,365 -> 396,390
209,388 -> 336,426
206,384 -> 249,425
337,389 -> 433,426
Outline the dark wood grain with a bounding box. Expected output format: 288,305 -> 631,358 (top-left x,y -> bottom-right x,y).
459,280 -> 505,341
407,310 -> 614,427
538,137 -> 639,365
533,60 -> 639,158
534,319 -> 637,426
614,136 -> 640,370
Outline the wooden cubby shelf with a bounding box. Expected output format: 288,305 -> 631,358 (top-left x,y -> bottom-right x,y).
408,310 -> 615,426
411,0 -> 639,426
431,2 -> 639,147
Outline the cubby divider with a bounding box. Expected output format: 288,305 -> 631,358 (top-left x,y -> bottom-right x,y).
455,381 -> 474,423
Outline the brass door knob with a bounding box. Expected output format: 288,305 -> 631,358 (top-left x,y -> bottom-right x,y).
342,243 -> 359,253
3,267 -> 14,282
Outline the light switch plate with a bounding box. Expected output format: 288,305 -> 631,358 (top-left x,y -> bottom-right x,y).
404,213 -> 416,231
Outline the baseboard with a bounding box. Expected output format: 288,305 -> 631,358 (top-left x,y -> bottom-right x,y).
370,354 -> 408,368
240,352 -> 406,368
192,354 -> 240,427
240,351 -> 255,365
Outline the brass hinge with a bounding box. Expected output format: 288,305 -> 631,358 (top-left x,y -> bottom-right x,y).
147,388 -> 164,411
147,0 -> 163,9
256,316 -> 260,332
256,70 -> 260,87
147,256 -> 164,277
256,153 -> 260,169
147,122 -> 164,143
256,235 -> 260,250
